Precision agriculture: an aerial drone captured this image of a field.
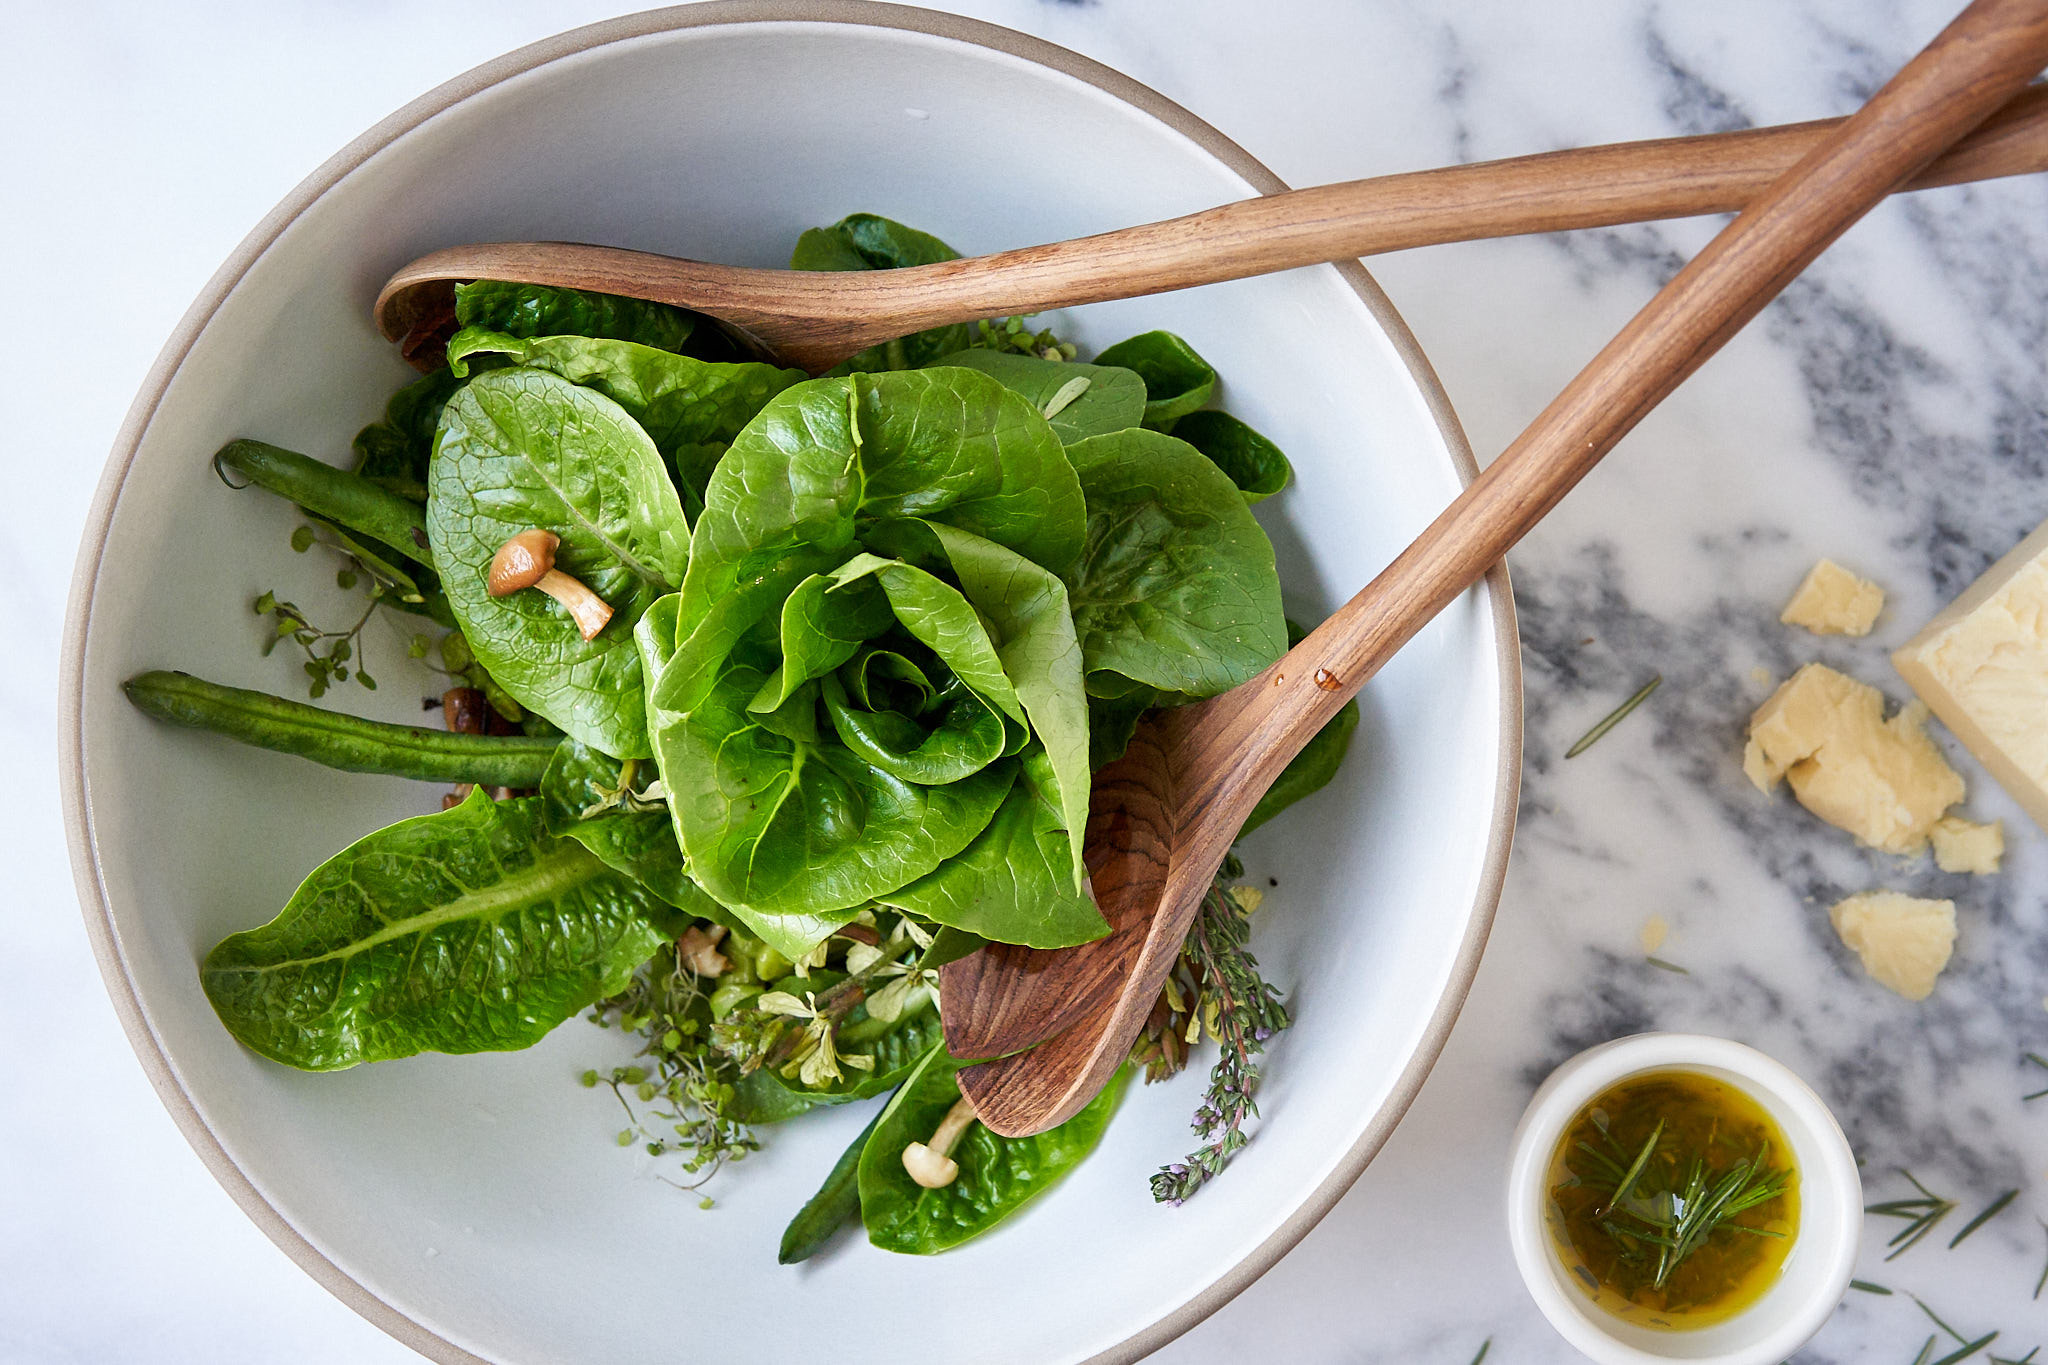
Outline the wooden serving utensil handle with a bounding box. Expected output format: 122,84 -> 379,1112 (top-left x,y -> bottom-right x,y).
952,0 -> 2048,1136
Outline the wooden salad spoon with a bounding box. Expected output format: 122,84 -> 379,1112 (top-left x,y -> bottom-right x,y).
940,0 -> 2048,1136
378,82 -> 2048,374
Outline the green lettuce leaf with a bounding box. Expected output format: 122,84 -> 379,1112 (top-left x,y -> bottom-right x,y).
858,1047 -> 1127,1254
928,349 -> 1146,443
1092,330 -> 1216,428
454,280 -> 707,354
429,367 -> 692,757
200,790 -> 668,1070
790,214 -> 971,374
444,329 -> 804,515
1064,427 -> 1286,699
1170,408 -> 1293,503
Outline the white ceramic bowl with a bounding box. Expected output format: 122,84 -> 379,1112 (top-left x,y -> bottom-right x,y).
1505,1034 -> 1862,1365
61,6 -> 1519,1362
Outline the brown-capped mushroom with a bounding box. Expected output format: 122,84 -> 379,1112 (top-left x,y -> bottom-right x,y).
486,529 -> 613,640
901,1093 -> 978,1189
678,925 -> 730,978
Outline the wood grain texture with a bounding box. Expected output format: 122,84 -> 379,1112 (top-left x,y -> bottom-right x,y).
954,0 -> 2048,1138
374,83 -> 2048,374
939,714 -> 1177,1059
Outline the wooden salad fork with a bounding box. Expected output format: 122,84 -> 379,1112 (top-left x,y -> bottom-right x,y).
378,82 -> 2048,375
939,0 -> 2048,1136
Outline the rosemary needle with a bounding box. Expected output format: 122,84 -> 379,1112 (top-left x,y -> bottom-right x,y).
2035,1219 -> 2047,1300
1918,1295 -> 1969,1344
1929,1333 -> 2000,1365
1603,1118 -> 1665,1212
1644,956 -> 1690,975
1850,1279 -> 1894,1294
1949,1189 -> 2018,1248
1467,1340 -> 1491,1365
1565,675 -> 1662,758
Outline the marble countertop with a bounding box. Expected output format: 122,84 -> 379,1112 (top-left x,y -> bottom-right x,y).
10,2 -> 2047,1360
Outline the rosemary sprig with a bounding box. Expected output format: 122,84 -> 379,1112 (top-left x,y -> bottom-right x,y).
1868,1169 -> 1958,1260
1149,876 -> 1290,1205
1949,1189 -> 2018,1249
1576,1126 -> 1790,1290
1565,674 -> 1662,758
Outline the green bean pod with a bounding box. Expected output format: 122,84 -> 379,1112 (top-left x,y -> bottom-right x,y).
215,439 -> 433,569
778,1108 -> 884,1265
124,671 -> 558,786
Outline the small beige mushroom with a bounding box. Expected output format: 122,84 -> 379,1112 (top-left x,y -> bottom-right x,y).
678,925 -> 729,978
901,1093 -> 978,1189
486,529 -> 613,640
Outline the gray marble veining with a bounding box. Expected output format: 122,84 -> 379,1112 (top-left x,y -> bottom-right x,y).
9,2 -> 2047,1362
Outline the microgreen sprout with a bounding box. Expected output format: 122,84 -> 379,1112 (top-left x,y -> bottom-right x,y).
587,943 -> 759,1191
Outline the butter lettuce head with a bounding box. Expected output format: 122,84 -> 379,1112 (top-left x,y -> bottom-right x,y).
640,366 -> 1105,957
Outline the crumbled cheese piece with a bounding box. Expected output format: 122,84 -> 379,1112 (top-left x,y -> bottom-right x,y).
1894,517 -> 2048,835
1639,915 -> 1668,954
1781,559 -> 1885,636
1828,891 -> 1956,1000
1929,815 -> 2004,875
1744,663 -> 1965,853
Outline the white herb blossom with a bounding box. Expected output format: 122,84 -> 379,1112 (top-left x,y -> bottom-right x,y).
756,990 -> 875,1087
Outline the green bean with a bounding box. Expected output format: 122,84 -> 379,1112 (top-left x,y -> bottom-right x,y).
124,671 -> 557,786
778,1109 -> 883,1264
214,439 -> 432,569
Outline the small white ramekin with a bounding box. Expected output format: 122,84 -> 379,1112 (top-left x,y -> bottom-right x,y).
1505,1033 -> 1861,1364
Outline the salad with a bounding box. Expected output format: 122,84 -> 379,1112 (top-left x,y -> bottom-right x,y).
125,214 -> 1357,1258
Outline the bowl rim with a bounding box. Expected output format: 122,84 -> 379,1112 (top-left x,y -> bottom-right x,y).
57,4 -> 1523,1361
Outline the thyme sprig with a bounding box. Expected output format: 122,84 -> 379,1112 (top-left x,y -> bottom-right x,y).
1148,874 -> 1291,1206
1868,1170 -> 1959,1261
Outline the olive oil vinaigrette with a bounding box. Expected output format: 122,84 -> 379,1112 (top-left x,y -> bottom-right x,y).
1545,1070 -> 1800,1329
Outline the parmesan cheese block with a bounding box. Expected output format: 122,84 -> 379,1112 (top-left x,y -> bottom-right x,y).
1828,891 -> 1956,1000
1893,516 -> 2048,835
1781,559 -> 1884,636
1744,663 -> 1965,854
1929,815 -> 2003,875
